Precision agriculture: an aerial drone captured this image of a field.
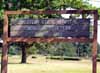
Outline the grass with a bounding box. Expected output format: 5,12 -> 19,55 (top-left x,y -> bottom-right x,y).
0,55 -> 100,73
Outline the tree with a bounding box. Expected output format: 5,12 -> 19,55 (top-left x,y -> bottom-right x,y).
20,42 -> 34,63
20,43 -> 27,63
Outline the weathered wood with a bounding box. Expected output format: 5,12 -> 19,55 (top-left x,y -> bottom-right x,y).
7,37 -> 92,43
1,12 -> 8,73
92,10 -> 98,73
1,41 -> 8,73
3,12 -> 8,40
5,10 -> 97,15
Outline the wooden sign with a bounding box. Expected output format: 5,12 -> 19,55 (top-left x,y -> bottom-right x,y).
10,19 -> 90,38
2,10 -> 98,73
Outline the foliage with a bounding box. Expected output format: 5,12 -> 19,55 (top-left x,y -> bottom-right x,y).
0,0 -> 98,19
52,42 -> 77,56
46,56 -> 81,61
98,43 -> 100,53
98,54 -> 100,58
2,0 -> 91,10
9,45 -> 18,55
97,58 -> 100,62
27,44 -> 38,54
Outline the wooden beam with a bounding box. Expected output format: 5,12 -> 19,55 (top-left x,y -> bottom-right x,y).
5,10 -> 97,15
7,37 -> 92,43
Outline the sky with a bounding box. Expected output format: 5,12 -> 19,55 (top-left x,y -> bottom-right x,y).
89,0 -> 100,8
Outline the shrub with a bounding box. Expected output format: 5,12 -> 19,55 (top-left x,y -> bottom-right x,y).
97,54 -> 100,58
46,56 -> 81,61
97,58 -> 100,62
32,55 -> 37,58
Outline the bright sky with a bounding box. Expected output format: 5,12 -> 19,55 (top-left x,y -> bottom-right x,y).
89,0 -> 100,8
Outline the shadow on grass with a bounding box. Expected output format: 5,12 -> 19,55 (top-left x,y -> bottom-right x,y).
0,62 -> 34,64
8,62 -> 34,64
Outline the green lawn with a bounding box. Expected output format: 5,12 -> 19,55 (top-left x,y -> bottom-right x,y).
0,55 -> 100,73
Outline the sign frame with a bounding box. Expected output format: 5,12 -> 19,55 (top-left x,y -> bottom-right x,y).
1,10 -> 98,73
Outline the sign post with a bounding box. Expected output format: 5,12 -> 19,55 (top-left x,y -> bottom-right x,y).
92,11 -> 98,73
1,12 -> 9,73
1,10 -> 98,73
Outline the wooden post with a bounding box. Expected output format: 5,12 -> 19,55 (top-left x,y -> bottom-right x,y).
1,12 -> 9,73
1,42 -> 8,73
92,11 -> 98,73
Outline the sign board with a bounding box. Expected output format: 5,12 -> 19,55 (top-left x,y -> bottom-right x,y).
10,19 -> 90,38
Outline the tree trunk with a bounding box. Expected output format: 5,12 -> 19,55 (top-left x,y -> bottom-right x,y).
21,45 -> 27,63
